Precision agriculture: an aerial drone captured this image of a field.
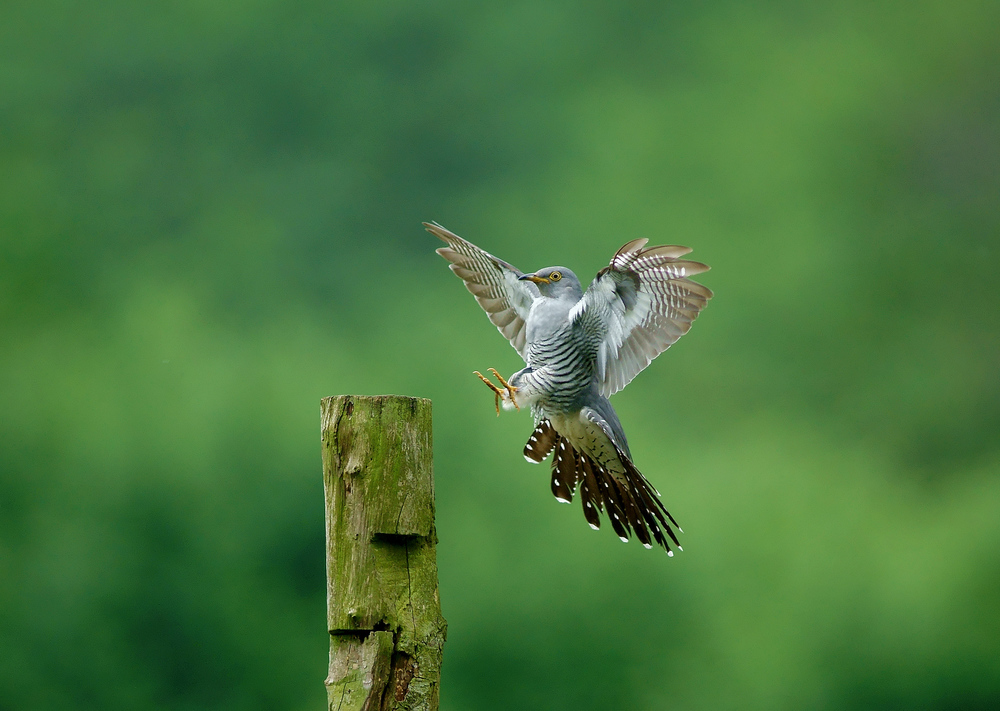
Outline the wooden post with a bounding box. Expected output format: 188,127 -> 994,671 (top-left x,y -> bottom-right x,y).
321,395 -> 447,711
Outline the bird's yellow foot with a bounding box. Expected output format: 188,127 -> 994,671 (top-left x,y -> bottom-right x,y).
473,369 -> 519,415
489,369 -> 519,412
472,371 -> 503,415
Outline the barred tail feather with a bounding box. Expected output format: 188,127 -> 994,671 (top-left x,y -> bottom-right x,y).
526,429 -> 681,554
523,420 -> 559,463
551,438 -> 582,503
579,456 -> 603,530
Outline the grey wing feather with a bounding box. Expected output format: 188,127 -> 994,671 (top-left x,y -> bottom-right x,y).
427,222 -> 539,358
573,239 -> 713,397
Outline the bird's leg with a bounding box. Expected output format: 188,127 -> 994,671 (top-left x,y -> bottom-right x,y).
488,368 -> 519,411
473,369 -> 520,416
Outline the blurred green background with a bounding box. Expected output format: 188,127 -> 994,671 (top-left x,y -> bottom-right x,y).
3,1 -> 999,709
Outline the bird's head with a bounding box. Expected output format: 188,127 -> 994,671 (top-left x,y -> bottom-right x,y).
518,267 -> 582,299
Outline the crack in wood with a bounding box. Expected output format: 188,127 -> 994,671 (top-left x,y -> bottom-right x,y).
404,541 -> 416,635
322,395 -> 444,711
391,652 -> 417,702
329,620 -> 391,638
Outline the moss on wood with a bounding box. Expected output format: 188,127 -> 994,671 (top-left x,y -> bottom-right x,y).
322,395 -> 446,711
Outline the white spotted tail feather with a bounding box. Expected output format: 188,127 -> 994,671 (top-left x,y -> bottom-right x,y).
523,420 -> 683,554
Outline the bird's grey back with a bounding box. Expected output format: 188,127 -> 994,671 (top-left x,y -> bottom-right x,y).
586,396 -> 631,457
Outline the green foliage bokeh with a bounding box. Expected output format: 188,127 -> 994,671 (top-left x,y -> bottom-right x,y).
2,1 -> 999,709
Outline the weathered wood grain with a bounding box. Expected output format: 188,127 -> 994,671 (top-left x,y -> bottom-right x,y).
322,395 -> 446,711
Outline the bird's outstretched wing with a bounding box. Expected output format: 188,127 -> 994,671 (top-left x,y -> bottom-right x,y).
427,222 -> 539,358
572,239 -> 712,397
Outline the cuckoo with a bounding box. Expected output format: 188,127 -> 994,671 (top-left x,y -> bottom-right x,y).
428,222 -> 712,554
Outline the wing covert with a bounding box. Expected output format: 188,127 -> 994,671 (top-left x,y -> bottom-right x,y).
573,239 -> 712,397
427,222 -> 539,357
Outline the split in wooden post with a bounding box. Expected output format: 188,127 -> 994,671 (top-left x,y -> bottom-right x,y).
321,395 -> 447,711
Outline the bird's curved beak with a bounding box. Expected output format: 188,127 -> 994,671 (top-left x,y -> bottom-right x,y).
519,273 -> 549,284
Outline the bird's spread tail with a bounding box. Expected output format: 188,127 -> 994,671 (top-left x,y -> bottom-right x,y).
523,420 -> 682,555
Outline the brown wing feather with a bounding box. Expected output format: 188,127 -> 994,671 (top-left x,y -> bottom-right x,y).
427,222 -> 538,357
578,240 -> 713,397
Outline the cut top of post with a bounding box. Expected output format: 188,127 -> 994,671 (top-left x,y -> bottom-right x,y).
321,395 -> 435,538
321,394 -> 446,710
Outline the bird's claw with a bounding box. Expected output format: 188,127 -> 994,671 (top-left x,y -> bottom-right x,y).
473,369 -> 519,416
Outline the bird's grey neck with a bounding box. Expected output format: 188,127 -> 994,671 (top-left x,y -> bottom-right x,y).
527,295 -> 577,333
551,282 -> 584,301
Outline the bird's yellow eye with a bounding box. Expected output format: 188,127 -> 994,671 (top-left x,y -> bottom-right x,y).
549,271 -> 562,282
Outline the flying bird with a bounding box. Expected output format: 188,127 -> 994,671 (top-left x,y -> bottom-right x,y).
428,222 -> 712,554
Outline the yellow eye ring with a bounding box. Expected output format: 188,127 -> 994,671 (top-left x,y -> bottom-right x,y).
549,271 -> 562,282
